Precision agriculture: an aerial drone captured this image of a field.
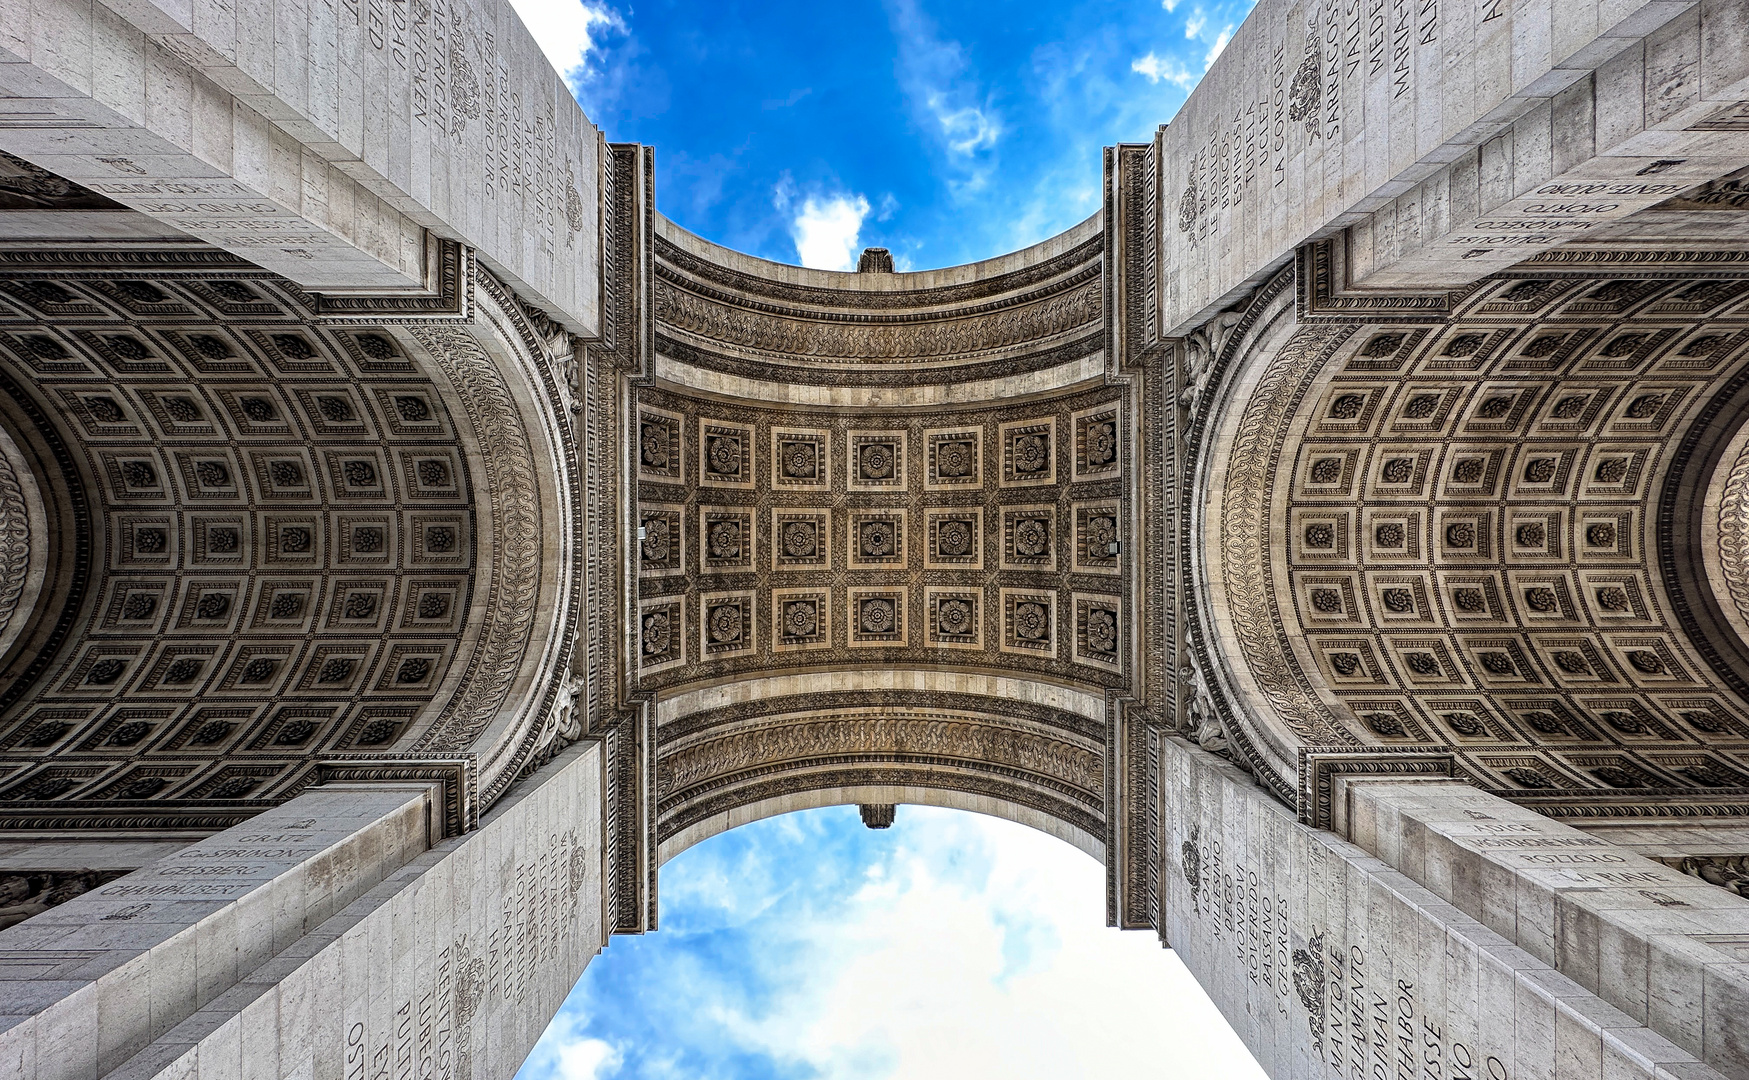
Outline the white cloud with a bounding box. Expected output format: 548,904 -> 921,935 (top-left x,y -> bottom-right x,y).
887,0 -> 1001,190
1204,25 -> 1234,69
725,810 -> 1268,1080
1162,0 -> 1180,9
552,1038 -> 619,1080
1184,11 -> 1206,37
518,1011 -> 621,1080
506,0 -> 619,83
1131,51 -> 1195,89
928,96 -> 1000,156
778,189 -> 872,271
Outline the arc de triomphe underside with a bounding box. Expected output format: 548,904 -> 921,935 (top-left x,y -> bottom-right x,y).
11,1 -> 1749,1078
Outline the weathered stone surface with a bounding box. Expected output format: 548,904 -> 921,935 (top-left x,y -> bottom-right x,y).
0,0 -> 602,330
1160,0 -> 1749,335
3,0 -> 1749,1076
0,783 -> 438,1080
1162,736 -> 1737,1080
0,743 -> 601,1080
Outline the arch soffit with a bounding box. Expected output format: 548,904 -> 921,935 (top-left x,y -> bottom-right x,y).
0,253 -> 580,825
656,783 -> 1106,869
1195,255 -> 1749,807
653,670 -> 1112,859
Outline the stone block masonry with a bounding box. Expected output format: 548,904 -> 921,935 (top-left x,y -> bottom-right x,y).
0,742 -> 604,1080
1160,736 -> 1742,1080
1161,0 -> 1749,335
0,783 -> 439,1080
0,0 -> 602,332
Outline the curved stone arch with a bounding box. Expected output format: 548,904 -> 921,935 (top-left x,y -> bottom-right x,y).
0,359 -> 90,726
657,781 -> 1105,868
1191,271 -> 1346,794
1192,253 -> 1749,812
653,668 -> 1110,868
0,255 -> 579,824
403,276 -> 583,806
0,424 -> 46,663
653,212 -> 1106,392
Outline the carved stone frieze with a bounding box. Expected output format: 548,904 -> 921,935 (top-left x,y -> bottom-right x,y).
655,690 -> 1106,848
652,218 -> 1105,386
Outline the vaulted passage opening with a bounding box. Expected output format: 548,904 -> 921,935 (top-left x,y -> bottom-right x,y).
522,804 -> 1266,1080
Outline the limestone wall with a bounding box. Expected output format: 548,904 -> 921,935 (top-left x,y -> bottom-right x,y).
0,742 -> 604,1080
0,0 -> 602,330
1159,735 -> 1738,1080
1161,0 -> 1749,336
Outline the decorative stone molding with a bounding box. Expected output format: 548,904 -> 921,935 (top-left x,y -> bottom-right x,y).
652,217 -> 1105,387
654,688 -> 1106,856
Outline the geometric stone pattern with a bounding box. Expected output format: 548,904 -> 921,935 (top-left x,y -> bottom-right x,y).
1221,270 -> 1749,798
0,269 -> 475,807
635,384 -> 1127,691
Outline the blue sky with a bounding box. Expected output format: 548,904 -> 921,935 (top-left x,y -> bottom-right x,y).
515,807 -> 1268,1079
508,0 -> 1258,269
503,1 -> 1268,1074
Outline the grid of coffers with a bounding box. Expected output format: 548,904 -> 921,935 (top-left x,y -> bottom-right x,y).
0,273 -> 476,804
635,384 -> 1128,692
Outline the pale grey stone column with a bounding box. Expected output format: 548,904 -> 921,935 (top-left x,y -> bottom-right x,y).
1160,736 -> 1735,1080
0,740 -> 604,1080
0,781 -> 440,1080
1339,779 -> 1749,1079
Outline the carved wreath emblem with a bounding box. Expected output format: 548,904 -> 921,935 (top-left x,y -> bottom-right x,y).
937,598 -> 973,636
1293,930 -> 1327,1052
936,440 -> 974,477
641,611 -> 671,655
782,441 -> 817,478
1086,608 -> 1117,654
937,519 -> 973,557
1085,420 -> 1117,466
708,521 -> 743,560
1015,518 -> 1049,557
1287,37 -> 1320,131
860,598 -> 896,634
1013,601 -> 1049,641
706,434 -> 741,476
640,519 -> 671,563
707,602 -> 743,644
783,600 -> 818,637
860,520 -> 896,557
782,521 -> 818,558
1012,433 -> 1049,473
859,442 -> 894,479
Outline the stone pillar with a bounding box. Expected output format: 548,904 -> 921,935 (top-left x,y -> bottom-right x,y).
1340,779 -> 1749,1080
0,741 -> 604,1080
1160,736 -> 1738,1080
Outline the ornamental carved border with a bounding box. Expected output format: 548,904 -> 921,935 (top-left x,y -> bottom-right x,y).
410,328 -> 543,759
1180,266 -> 1354,803
657,231 -> 1104,312
0,449 -> 30,647
652,223 -> 1105,387
655,688 -> 1107,853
